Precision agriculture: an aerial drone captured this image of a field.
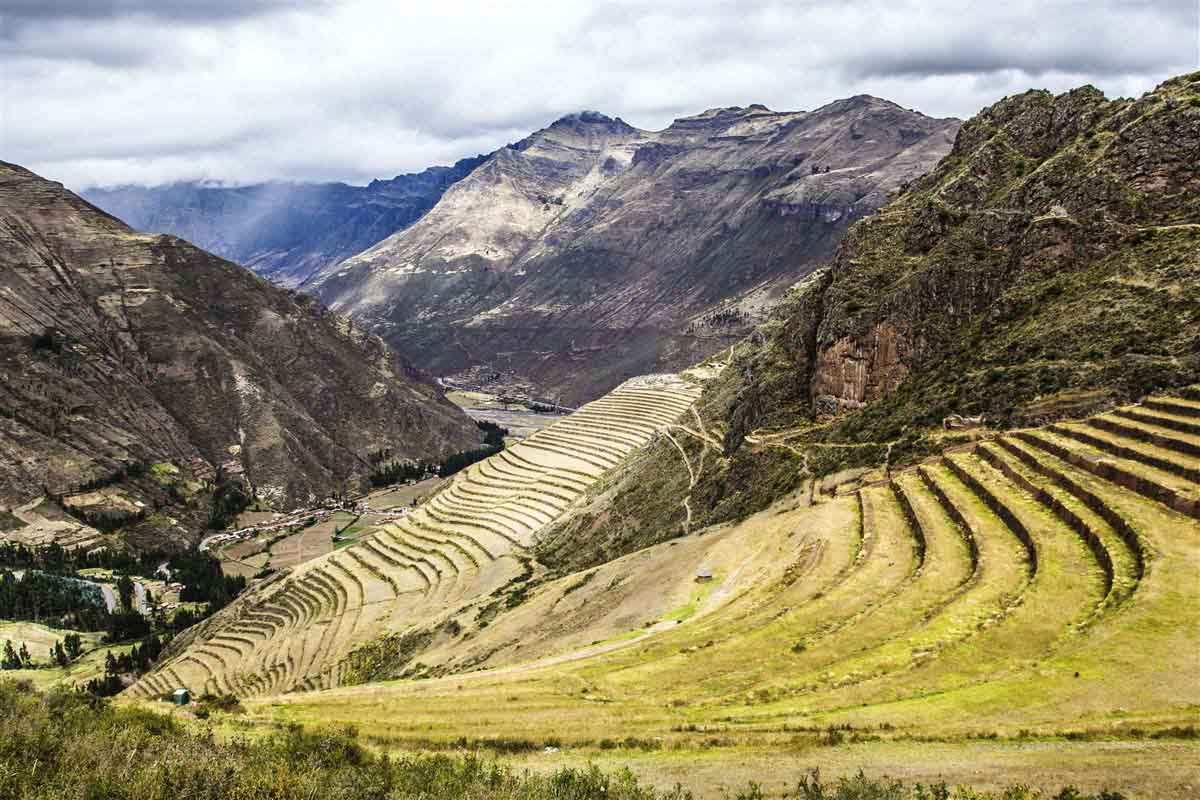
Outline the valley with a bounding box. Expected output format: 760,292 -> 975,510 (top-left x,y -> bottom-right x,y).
195,386 -> 1199,796
1,11 -> 1198,791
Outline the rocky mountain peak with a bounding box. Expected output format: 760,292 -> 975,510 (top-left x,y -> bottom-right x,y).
309,95 -> 961,405
550,110 -> 623,127
510,111 -> 645,151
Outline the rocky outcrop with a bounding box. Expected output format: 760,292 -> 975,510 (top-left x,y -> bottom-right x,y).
309,98 -> 960,404
810,320 -> 911,408
81,155 -> 487,287
0,161 -> 482,551
724,71 -> 1200,441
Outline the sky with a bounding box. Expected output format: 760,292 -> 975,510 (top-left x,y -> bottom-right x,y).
1,0 -> 1197,190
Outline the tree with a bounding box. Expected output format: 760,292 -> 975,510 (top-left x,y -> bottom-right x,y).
1,640 -> 19,670
116,575 -> 135,611
104,650 -> 117,676
53,640 -> 69,667
17,642 -> 30,667
64,633 -> 83,660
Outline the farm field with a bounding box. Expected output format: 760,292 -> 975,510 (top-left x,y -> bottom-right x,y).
0,620 -> 133,689
216,391 -> 1200,797
365,477 -> 447,511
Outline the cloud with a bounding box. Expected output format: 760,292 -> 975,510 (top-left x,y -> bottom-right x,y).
0,0 -> 323,26
1,0 -> 1195,189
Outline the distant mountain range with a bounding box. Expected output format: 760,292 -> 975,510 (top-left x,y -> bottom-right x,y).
309,98 -> 959,403
82,155 -> 486,288
85,98 -> 959,405
1,162 -> 482,551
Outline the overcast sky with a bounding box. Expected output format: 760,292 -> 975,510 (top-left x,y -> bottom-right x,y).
2,0 -> 1196,190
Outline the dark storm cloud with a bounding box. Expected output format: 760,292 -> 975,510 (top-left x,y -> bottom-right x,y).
1,0 -> 1195,189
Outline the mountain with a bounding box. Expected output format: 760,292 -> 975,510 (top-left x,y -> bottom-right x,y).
81,155 -> 487,287
309,99 -> 960,404
0,161 -> 483,551
537,72 -> 1200,568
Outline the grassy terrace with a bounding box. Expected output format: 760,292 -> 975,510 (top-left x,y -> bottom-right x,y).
127,377 -> 705,699
171,392 -> 1200,797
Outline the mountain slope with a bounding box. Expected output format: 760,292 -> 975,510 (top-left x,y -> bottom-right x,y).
311,100 -> 960,404
536,72 -> 1200,569
81,155 -> 487,287
0,161 -> 482,550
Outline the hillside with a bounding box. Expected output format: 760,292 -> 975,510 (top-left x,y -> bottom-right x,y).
128,374 -> 705,695
0,161 -> 482,553
310,100 -> 959,404
112,79 -> 1200,796
130,382 -> 1200,794
537,73 -> 1200,566
82,155 -> 486,287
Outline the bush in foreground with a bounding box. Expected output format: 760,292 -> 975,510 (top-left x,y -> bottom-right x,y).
0,680 -> 1126,800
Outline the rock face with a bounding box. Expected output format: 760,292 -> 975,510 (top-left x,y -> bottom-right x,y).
725,72 -> 1200,440
81,155 -> 487,288
0,161 -> 482,549
309,100 -> 960,404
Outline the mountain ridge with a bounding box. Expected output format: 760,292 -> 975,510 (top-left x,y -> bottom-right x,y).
81,155 -> 488,288
310,97 -> 961,404
0,161 -> 482,552
535,73 -> 1200,569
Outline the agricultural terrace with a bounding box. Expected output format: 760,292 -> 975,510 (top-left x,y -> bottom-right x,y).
234,391 -> 1200,796
129,375 -> 704,698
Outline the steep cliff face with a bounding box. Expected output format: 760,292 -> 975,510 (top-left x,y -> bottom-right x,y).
311,100 -> 960,404
757,72 -> 1200,435
536,72 -> 1200,571
0,162 -> 482,550
81,155 -> 487,288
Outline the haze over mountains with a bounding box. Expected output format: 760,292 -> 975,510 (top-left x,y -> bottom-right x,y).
0,162 -> 481,549
87,97 -> 959,405
82,156 -> 487,288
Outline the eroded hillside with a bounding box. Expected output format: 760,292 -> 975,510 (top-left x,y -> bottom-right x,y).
0,162 -> 482,552
311,100 -> 959,404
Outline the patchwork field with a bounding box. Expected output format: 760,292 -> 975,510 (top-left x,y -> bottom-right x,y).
129,375 -> 705,698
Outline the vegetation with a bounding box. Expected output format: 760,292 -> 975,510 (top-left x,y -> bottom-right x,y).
170,550 -> 247,609
0,541 -> 161,578
0,570 -> 110,631
0,681 -> 1137,800
0,681 -> 692,800
208,478 -> 253,530
368,421 -> 509,487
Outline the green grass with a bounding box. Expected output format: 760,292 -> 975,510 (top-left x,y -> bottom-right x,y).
230,421 -> 1199,796
0,621 -> 133,690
